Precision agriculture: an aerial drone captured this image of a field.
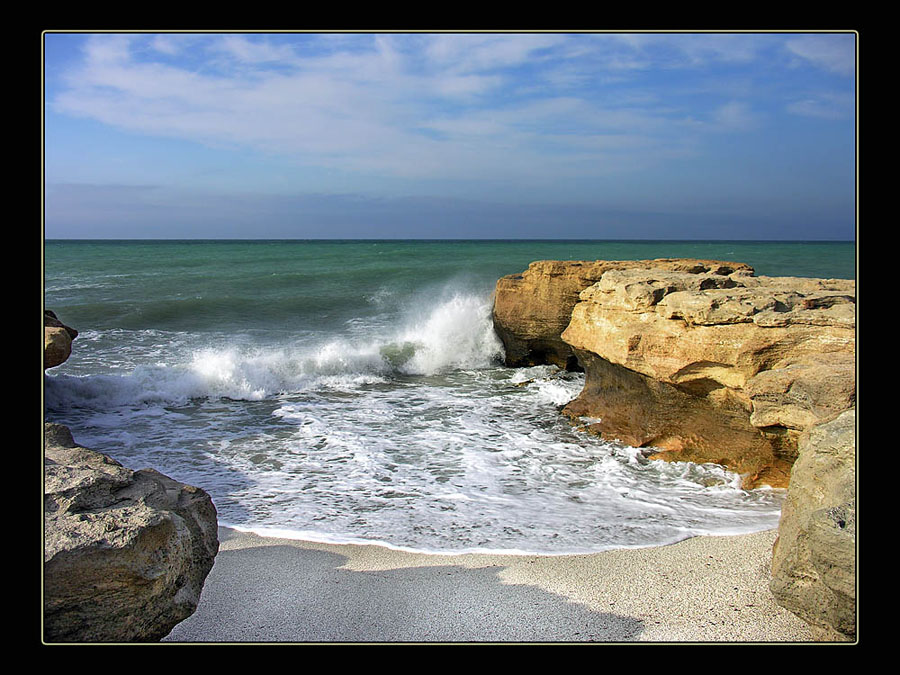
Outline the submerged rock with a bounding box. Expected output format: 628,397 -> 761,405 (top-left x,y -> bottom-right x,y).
43,423 -> 219,642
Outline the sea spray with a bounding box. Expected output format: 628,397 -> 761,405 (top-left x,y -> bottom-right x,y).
46,292 -> 504,407
395,293 -> 505,374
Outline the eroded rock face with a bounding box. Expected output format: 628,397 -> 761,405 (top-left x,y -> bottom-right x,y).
560,268 -> 855,487
493,261 -> 855,488
770,410 -> 856,640
44,310 -> 78,369
44,423 -> 219,642
492,259 -> 754,370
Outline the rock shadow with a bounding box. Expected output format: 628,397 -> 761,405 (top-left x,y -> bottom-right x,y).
163,544 -> 644,643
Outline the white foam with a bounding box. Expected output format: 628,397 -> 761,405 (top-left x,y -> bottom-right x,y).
396,293 -> 504,375
47,292 -> 504,408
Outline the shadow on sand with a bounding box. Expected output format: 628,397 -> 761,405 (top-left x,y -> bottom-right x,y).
164,542 -> 644,643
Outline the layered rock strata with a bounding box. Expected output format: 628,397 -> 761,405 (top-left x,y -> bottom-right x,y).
493,259 -> 754,370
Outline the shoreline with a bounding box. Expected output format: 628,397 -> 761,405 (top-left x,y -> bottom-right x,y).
163,526 -> 826,643
215,520 -> 789,557
45,248 -> 855,642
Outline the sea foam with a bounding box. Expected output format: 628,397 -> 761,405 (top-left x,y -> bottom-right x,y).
45,239 -> 850,555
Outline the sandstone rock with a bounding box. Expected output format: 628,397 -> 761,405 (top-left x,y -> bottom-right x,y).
745,352 -> 856,446
491,260 -> 856,638
563,348 -> 792,486
559,267 -> 854,487
492,259 -> 754,369
493,261 -> 855,488
45,310 -> 78,369
770,410 -> 856,640
44,423 -> 219,642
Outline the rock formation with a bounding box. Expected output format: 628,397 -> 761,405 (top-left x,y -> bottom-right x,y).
492,259 -> 856,639
493,260 -> 855,489
770,409 -> 856,641
493,259 -> 754,370
44,310 -> 78,369
43,422 -> 220,642
43,312 -> 219,642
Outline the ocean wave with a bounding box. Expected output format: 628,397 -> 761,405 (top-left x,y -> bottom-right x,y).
45,292 -> 505,409
394,293 -> 504,374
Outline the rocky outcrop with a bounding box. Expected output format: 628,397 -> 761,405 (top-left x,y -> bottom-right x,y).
494,261 -> 855,489
492,258 -> 857,639
770,409 -> 856,641
44,423 -> 219,642
493,259 -> 754,370
45,310 -> 78,369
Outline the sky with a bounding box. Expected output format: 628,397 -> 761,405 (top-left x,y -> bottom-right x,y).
42,31 -> 857,240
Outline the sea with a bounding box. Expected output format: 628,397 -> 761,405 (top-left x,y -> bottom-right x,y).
43,239 -> 856,555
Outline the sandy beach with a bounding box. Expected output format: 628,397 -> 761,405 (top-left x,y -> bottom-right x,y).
163,526 -> 823,643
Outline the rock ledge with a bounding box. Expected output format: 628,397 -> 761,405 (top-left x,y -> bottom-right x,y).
493,260 -> 855,488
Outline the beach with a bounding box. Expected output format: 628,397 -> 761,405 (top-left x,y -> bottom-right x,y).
44,240 -> 856,643
163,526 -> 821,643
45,30 -> 858,644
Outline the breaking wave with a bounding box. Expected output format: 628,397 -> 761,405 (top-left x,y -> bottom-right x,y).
45,292 -> 504,410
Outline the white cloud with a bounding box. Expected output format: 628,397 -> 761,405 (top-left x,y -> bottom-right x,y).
212,34 -> 301,64
602,32 -> 769,67
54,35 -> 685,180
81,33 -> 134,64
422,33 -> 564,73
150,34 -> 183,56
711,101 -> 759,131
48,32 -> 807,202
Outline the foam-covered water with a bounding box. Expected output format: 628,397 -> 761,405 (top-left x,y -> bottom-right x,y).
44,239 -> 853,554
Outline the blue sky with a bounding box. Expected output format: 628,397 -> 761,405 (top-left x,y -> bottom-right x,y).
43,32 -> 856,240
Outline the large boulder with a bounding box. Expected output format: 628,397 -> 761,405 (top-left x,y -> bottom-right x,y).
44,423 -> 219,642
770,409 -> 856,640
45,310 -> 78,369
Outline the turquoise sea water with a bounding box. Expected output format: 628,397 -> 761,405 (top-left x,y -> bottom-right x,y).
43,239 -> 855,554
